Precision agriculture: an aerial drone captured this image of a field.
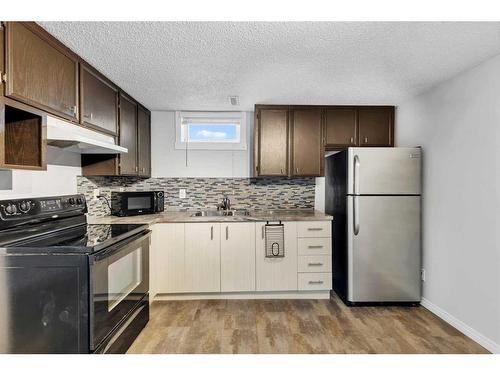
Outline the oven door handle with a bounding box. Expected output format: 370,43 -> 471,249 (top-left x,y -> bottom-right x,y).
91,230 -> 151,262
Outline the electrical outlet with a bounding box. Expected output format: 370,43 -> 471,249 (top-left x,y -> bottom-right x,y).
421,268 -> 426,282
179,189 -> 186,199
93,189 -> 100,200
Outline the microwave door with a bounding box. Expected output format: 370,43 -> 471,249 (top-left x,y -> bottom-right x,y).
127,195 -> 154,213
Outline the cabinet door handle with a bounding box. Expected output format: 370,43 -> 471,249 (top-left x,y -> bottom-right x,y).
350,137 -> 354,144
262,225 -> 265,239
364,137 -> 368,143
210,226 -> 213,240
296,167 -> 299,173
280,168 -> 283,174
308,245 -> 323,249
308,262 -> 324,266
307,228 -> 323,231
225,226 -> 229,240
308,280 -> 324,285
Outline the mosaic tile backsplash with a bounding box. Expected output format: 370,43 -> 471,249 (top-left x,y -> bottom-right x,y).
77,176 -> 316,217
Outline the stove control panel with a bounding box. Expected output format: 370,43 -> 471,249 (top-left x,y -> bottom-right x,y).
0,194 -> 87,220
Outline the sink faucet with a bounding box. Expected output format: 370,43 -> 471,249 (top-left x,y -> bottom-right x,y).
217,195 -> 231,211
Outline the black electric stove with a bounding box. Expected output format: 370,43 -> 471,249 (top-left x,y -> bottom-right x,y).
0,194 -> 150,354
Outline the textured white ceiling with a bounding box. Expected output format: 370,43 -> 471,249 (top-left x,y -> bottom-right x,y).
39,22 -> 500,111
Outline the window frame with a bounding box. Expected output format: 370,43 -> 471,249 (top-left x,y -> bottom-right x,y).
174,111 -> 247,151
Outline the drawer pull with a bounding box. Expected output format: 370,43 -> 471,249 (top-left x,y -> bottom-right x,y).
308,280 -> 324,285
308,262 -> 324,266
307,228 -> 323,231
308,245 -> 324,249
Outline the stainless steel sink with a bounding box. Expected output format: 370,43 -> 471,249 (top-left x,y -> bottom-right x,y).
191,209 -> 250,217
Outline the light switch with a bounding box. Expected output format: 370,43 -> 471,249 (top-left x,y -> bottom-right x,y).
179,189 -> 186,199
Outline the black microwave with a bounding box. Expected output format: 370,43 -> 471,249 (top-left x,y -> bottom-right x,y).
111,191 -> 164,217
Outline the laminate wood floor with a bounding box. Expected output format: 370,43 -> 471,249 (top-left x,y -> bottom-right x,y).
127,294 -> 489,354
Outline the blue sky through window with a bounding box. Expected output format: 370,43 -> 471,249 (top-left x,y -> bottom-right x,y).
187,123 -> 238,142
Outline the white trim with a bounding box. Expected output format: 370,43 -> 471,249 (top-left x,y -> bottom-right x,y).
174,111 -> 247,150
421,297 -> 500,354
154,291 -> 330,301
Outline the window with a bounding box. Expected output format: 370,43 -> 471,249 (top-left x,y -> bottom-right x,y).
175,111 -> 247,150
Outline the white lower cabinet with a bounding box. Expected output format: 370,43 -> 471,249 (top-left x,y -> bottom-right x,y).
152,220 -> 332,296
185,223 -> 221,293
220,223 -> 256,292
153,223 -> 185,294
255,221 -> 298,291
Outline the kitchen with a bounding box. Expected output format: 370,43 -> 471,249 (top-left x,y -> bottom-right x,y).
0,3 -> 499,372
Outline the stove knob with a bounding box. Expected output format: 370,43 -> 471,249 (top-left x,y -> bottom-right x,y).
68,198 -> 76,205
19,201 -> 31,213
76,197 -> 83,205
5,203 -> 17,215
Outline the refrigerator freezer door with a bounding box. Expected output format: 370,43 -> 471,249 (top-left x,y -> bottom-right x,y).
347,147 -> 421,195
347,195 -> 421,302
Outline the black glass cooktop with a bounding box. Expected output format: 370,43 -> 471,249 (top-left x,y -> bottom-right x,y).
1,223 -> 148,254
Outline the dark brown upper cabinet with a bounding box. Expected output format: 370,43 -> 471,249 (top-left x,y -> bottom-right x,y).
81,102 -> 151,178
1,97 -> 47,170
290,107 -> 323,177
254,106 -> 289,177
4,22 -> 79,122
118,93 -> 138,176
137,106 -> 151,178
358,107 -> 394,146
325,107 -> 357,148
324,106 -> 394,149
80,64 -> 118,136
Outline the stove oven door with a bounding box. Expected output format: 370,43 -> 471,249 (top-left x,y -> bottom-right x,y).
89,230 -> 150,351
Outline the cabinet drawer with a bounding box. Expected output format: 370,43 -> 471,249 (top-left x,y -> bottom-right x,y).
298,238 -> 331,255
297,221 -> 331,237
298,273 -> 332,291
298,255 -> 331,273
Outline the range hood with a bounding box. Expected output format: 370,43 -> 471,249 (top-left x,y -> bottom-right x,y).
46,116 -> 128,154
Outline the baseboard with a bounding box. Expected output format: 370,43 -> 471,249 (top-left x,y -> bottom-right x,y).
421,297 -> 500,354
154,290 -> 330,301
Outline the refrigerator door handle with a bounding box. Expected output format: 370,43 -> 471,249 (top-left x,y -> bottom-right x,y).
353,154 -> 360,195
353,196 -> 360,235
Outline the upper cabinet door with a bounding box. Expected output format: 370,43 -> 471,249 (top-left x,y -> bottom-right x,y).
325,108 -> 357,149
137,106 -> 151,177
290,107 -> 324,177
255,107 -> 289,176
80,64 -> 118,135
358,107 -> 394,147
5,23 -> 78,121
119,93 -> 138,175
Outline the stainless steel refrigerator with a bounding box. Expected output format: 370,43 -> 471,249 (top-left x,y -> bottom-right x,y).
325,147 -> 422,305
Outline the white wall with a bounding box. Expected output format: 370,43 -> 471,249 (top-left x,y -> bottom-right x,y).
151,111 -> 254,177
397,53 -> 500,353
0,147 -> 81,199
